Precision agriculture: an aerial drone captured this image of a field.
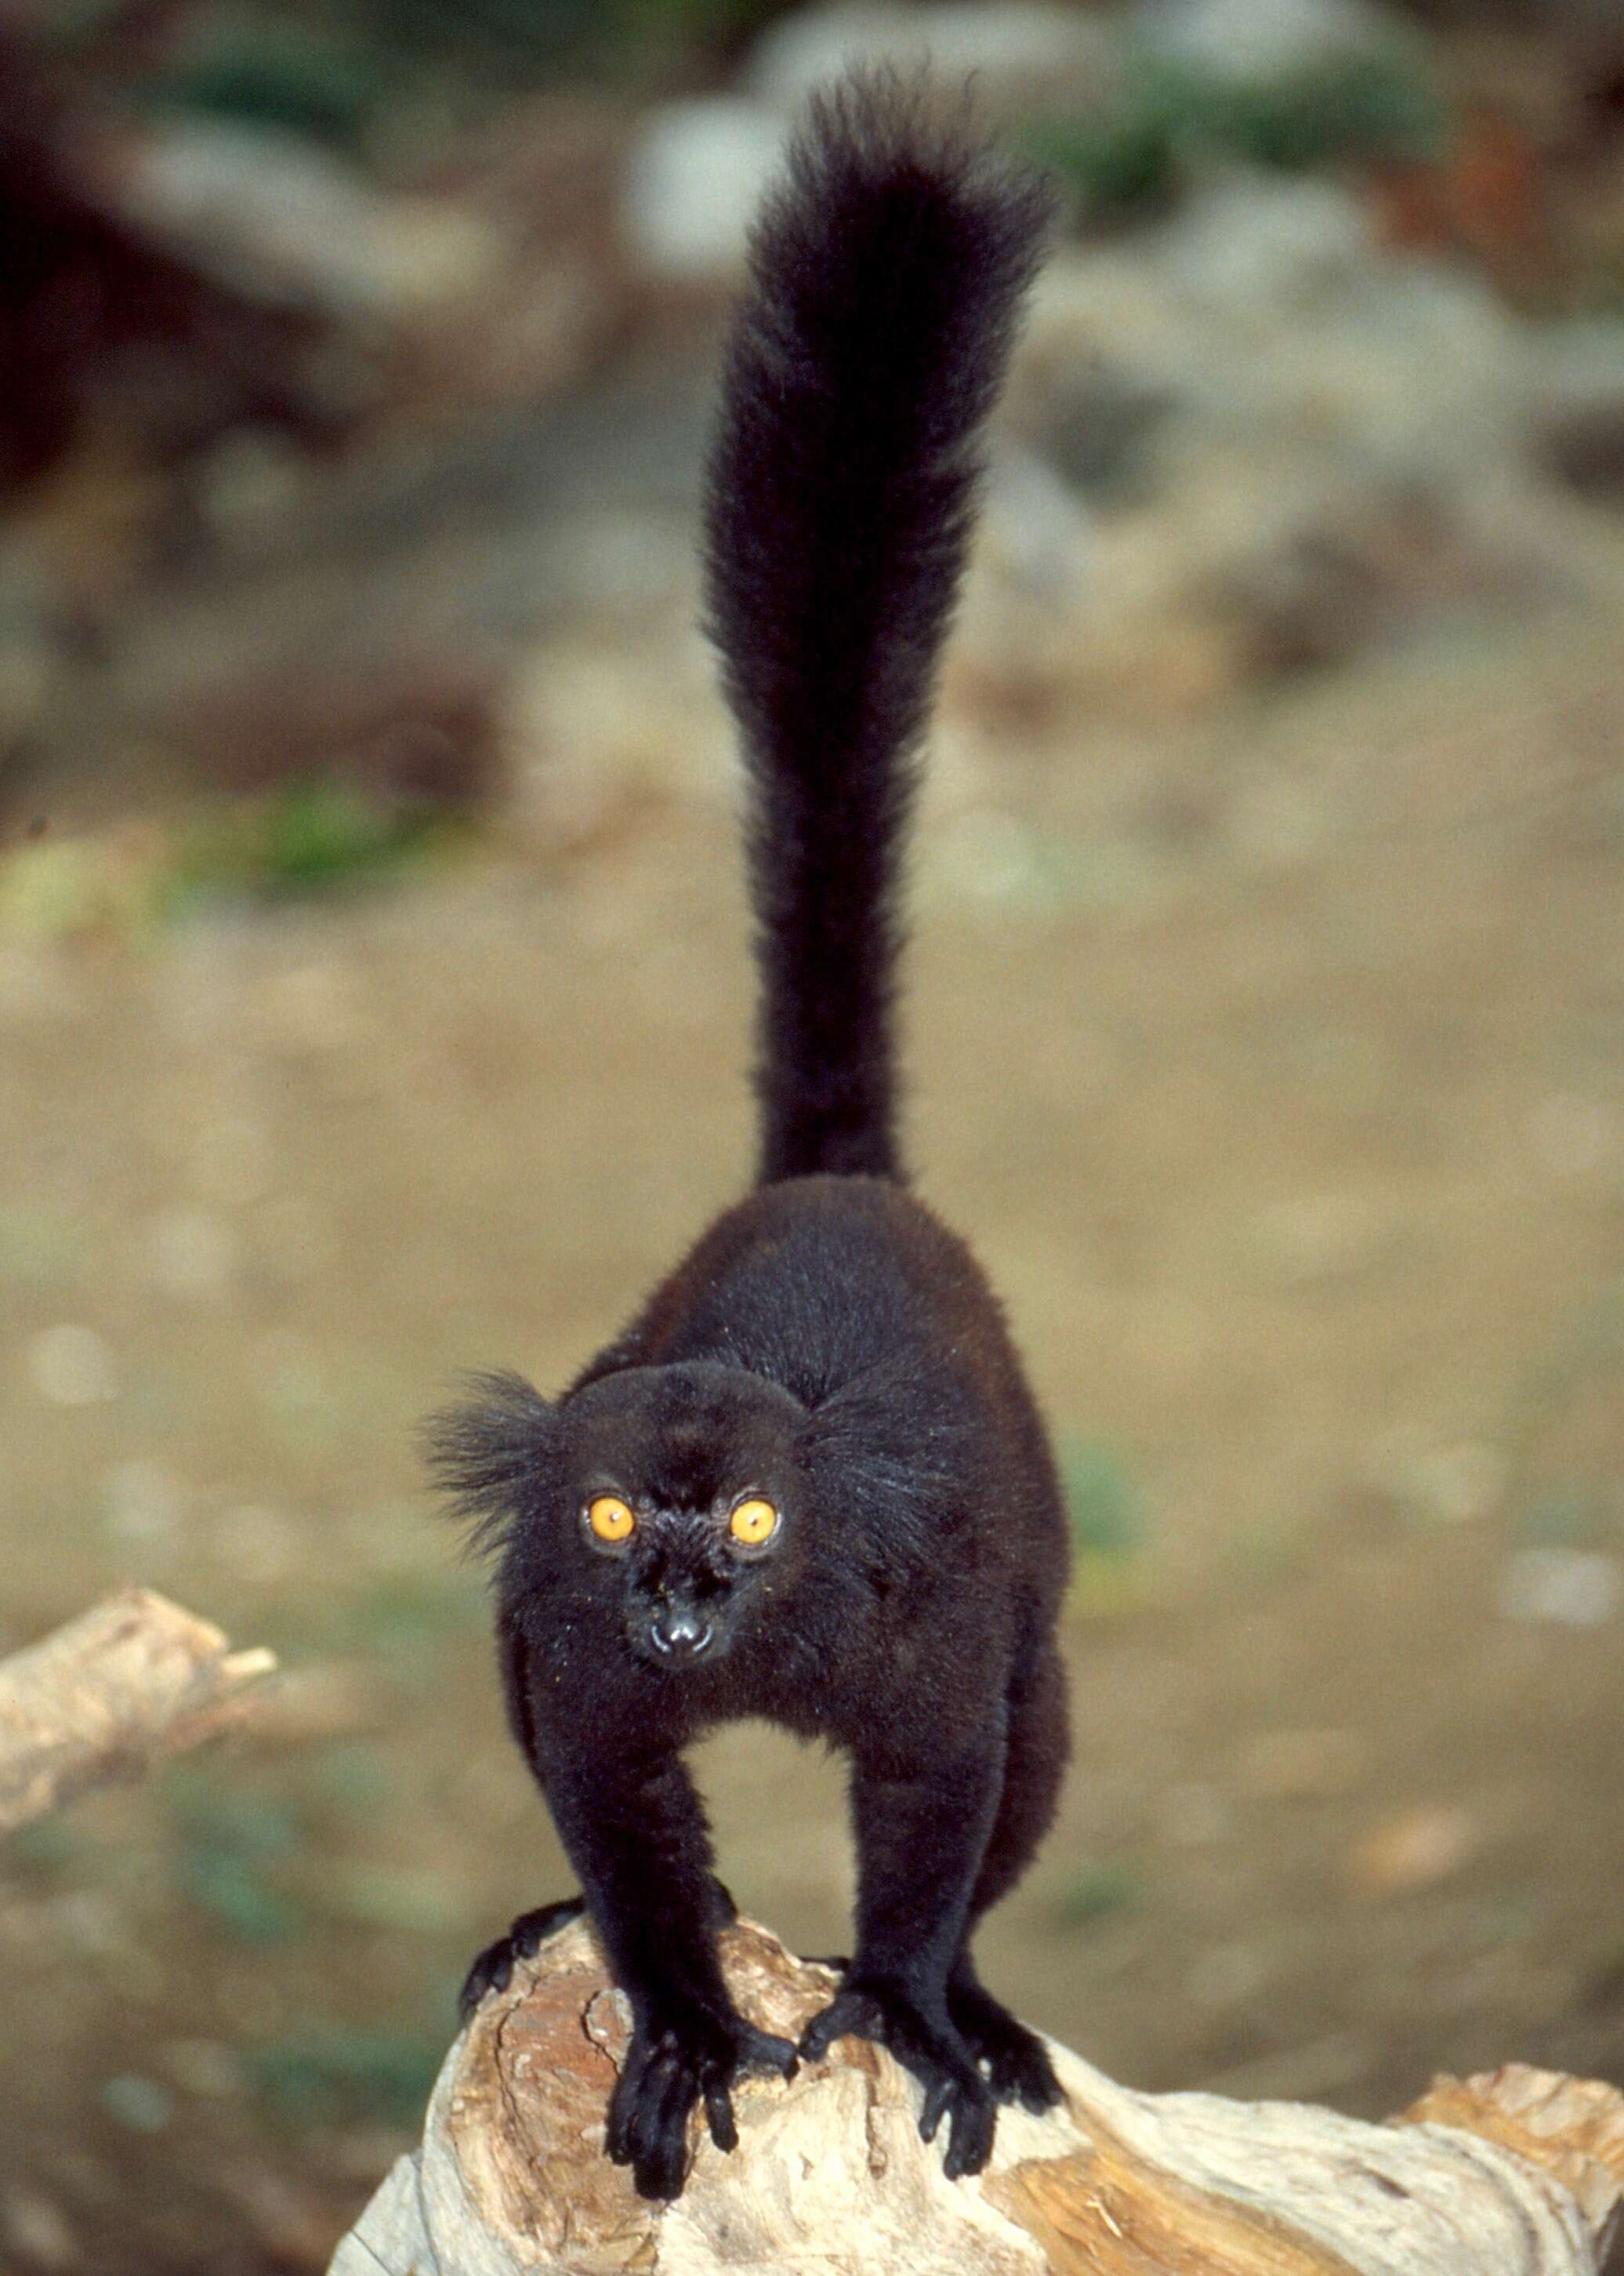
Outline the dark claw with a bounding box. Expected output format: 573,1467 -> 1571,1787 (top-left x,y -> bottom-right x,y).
703,2080 -> 738,2152
948,1977 -> 1063,2113
459,1897 -> 585,2023
799,1974 -> 996,2179
606,2006 -> 799,2202
919,2075 -> 952,2142
738,2021 -> 799,2081
798,1986 -> 875,2064
942,2086 -> 996,2180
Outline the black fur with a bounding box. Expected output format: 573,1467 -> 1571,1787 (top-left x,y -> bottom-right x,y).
705,72 -> 1054,1183
430,74 -> 1068,2205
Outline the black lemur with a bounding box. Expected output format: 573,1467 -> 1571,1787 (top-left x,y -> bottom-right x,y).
430,73 -> 1069,2203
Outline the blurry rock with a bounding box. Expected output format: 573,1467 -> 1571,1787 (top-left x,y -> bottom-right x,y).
0,34 -> 343,495
502,634 -> 727,854
27,1325 -> 120,1406
1154,173 -> 1375,309
1040,365 -> 1177,508
146,1206 -> 241,1301
158,2039 -> 244,2098
622,100 -> 786,283
982,175 -> 1570,716
746,5 -> 1122,121
0,549 -> 59,777
100,2075 -> 175,2134
114,122 -> 506,323
1347,1804 -> 1478,1897
1219,486 -> 1526,678
980,441 -> 1099,595
1019,183 -> 1536,475
1532,317 -> 1624,504
1133,0 -> 1420,84
172,643 -> 506,809
2,2187 -> 78,2272
220,2167 -> 338,2272
1499,1548 -> 1621,1629
408,94 -> 632,414
539,506 -> 697,625
194,428 -> 314,551
1397,1442 -> 1505,1527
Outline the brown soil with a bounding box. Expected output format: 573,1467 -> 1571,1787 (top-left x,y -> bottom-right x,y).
1,603 -> 1621,2272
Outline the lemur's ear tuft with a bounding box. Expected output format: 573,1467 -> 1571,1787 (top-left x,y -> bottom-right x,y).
422,1372 -> 556,1560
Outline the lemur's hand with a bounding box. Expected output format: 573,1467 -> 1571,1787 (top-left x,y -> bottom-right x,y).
608,1996 -> 798,2202
800,1972 -> 995,2179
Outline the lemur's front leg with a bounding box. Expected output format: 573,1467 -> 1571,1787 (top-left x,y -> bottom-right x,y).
541,1741 -> 796,2201
799,1727 -> 1005,2177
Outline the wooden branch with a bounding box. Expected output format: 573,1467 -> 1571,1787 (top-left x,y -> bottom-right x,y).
0,1586 -> 277,1836
328,1915 -> 1624,2276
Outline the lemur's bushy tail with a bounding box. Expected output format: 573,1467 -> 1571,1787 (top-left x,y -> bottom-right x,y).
704,72 -> 1053,1184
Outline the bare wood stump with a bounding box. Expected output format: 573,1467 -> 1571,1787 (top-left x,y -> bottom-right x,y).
329,1914 -> 1624,2275
0,1586 -> 277,1835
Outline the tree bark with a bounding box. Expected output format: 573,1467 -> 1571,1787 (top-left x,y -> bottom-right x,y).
0,1586 -> 277,1836
330,1912 -> 1624,2275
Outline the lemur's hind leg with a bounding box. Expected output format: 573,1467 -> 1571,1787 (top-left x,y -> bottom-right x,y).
948,1640 -> 1069,2110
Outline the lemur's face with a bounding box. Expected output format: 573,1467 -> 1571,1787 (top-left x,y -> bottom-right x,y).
563,1363 -> 802,1669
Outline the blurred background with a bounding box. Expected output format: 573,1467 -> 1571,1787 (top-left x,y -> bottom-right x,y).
1,0 -> 1621,2267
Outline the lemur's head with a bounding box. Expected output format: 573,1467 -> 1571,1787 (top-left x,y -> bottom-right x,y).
560,1362 -> 804,1667
429,1361 -> 806,1672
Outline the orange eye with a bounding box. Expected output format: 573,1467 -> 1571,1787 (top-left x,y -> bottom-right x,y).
729,1496 -> 779,1548
587,1495 -> 636,1543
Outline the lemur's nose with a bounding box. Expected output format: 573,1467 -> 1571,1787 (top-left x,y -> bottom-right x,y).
650,1604 -> 713,1659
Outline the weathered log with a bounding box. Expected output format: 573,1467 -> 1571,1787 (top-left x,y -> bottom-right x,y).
0,1586 -> 277,1836
330,1913 -> 1624,2275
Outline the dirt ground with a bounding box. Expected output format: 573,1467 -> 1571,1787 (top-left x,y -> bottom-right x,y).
1,597 -> 1621,2271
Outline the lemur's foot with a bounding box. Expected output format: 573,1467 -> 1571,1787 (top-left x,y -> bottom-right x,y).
459,1898 -> 585,2021
799,1973 -> 995,2180
459,1879 -> 737,2025
948,1977 -> 1063,2113
607,1996 -> 798,2201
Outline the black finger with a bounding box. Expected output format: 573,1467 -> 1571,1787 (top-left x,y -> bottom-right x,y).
798,2012 -> 837,2062
635,2066 -> 695,2201
799,1994 -> 860,2062
606,2040 -> 655,2165
919,2075 -> 952,2143
943,2090 -> 995,2180
512,1897 -> 582,1959
628,2046 -> 683,2175
458,1947 -> 509,2021
741,2026 -> 799,2078
703,2078 -> 738,2152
